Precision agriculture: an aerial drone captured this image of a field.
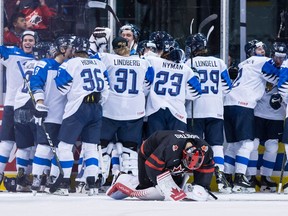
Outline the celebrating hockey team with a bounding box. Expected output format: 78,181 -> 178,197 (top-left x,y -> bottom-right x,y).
0,0 -> 288,203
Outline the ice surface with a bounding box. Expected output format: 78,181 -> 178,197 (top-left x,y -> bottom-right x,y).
0,192 -> 287,216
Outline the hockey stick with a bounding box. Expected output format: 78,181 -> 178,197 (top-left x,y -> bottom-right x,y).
198,14 -> 218,33
278,150 -> 287,194
190,18 -> 194,35
16,61 -> 64,193
87,0 -> 122,27
207,25 -> 214,41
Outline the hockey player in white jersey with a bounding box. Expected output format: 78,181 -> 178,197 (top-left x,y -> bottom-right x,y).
30,36 -> 74,195
92,36 -> 154,182
223,39 -> 283,193
145,38 -> 201,137
185,33 -> 233,193
246,42 -> 287,192
0,30 -> 36,189
54,36 -> 109,196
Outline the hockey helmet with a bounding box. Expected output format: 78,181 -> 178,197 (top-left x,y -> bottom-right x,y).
182,144 -> 205,171
21,30 -> 39,43
119,24 -> 140,42
50,35 -> 73,57
33,41 -> 53,59
167,48 -> 185,63
185,33 -> 207,57
72,36 -> 90,54
271,42 -> 287,58
244,39 -> 266,58
149,31 -> 174,51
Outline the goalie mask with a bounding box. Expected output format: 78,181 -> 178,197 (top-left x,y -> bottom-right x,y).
182,143 -> 205,171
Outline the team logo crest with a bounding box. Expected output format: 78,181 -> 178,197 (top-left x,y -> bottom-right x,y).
172,144 -> 178,151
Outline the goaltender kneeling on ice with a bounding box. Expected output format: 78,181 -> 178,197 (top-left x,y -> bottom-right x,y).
106,130 -> 215,201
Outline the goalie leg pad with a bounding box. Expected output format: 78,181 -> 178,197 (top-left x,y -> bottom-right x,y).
106,173 -> 139,199
183,184 -> 209,201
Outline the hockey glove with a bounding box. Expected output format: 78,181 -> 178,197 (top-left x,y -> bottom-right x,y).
269,93 -> 282,110
34,103 -> 49,118
89,27 -> 111,53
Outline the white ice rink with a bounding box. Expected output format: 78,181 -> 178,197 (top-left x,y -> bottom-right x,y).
0,192 -> 288,216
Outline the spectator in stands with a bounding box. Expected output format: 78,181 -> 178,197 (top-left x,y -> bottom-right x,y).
4,12 -> 27,47
15,0 -> 56,39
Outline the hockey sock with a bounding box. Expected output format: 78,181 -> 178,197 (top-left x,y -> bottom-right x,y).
260,139 -> 279,176
235,140 -> 254,174
16,147 -> 32,172
32,144 -> 53,176
58,141 -> 74,178
246,138 -> 259,176
82,142 -> 99,177
212,145 -> 225,172
0,140 -> 15,172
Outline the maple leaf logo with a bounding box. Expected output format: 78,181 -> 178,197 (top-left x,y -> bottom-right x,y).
170,187 -> 186,201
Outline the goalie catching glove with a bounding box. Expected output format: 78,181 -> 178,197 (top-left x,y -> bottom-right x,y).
269,93 -> 282,110
89,27 -> 112,53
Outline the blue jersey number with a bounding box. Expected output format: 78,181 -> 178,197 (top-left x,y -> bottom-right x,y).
21,70 -> 33,93
81,68 -> 104,91
198,69 -> 219,94
154,71 -> 183,96
114,69 -> 139,94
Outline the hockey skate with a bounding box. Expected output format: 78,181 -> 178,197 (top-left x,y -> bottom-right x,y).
215,167 -> 232,194
260,176 -> 277,192
16,168 -> 32,192
50,178 -> 69,196
87,176 -> 98,196
232,173 -> 256,193
31,175 -> 42,196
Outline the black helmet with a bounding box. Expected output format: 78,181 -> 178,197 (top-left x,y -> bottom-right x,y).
244,39 -> 265,58
185,33 -> 207,57
149,31 -> 174,51
72,36 -> 90,54
271,42 -> 287,57
119,24 -> 140,42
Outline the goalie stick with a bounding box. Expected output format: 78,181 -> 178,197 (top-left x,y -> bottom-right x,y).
16,61 -> 64,194
278,150 -> 287,194
198,14 -> 218,33
87,1 -> 122,27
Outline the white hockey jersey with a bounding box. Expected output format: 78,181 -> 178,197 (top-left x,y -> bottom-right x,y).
30,58 -> 67,124
224,56 -> 279,109
254,84 -> 286,120
0,46 -> 34,106
186,56 -> 232,119
14,59 -> 38,110
95,53 -> 154,120
145,56 -> 201,123
55,57 -> 109,119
